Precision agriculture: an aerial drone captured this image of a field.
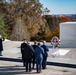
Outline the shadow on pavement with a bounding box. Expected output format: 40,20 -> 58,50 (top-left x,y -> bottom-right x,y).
0,56 -> 76,69
0,66 -> 37,75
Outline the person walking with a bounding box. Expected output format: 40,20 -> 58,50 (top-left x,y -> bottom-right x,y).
41,40 -> 49,69
35,42 -> 44,73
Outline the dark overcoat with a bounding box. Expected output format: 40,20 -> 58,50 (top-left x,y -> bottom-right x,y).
21,43 -> 35,60
0,39 -> 3,51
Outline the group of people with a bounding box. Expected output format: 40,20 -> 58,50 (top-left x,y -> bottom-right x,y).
0,34 -> 59,73
21,39 -> 49,73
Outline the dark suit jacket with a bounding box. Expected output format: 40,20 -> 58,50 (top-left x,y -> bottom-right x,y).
41,45 -> 49,58
21,43 -> 35,60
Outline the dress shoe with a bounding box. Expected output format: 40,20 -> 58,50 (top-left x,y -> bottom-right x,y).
37,71 -> 41,73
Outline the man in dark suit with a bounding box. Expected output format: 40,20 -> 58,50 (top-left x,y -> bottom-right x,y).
21,39 -> 35,72
41,40 -> 49,69
21,39 -> 27,67
32,41 -> 38,69
35,42 -> 44,73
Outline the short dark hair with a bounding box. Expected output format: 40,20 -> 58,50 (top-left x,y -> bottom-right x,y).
38,42 -> 40,46
34,41 -> 37,44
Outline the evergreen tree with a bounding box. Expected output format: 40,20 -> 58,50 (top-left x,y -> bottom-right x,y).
0,13 -> 7,37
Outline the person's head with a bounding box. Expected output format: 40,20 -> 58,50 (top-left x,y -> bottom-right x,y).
34,40 -> 37,45
38,42 -> 40,46
42,40 -> 46,45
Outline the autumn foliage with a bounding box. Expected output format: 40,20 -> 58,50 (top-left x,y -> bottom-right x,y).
0,0 -> 73,41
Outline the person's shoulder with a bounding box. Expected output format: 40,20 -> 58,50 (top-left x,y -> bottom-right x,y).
32,44 -> 35,47
33,45 -> 38,47
21,42 -> 27,45
41,45 -> 46,47
40,46 -> 44,50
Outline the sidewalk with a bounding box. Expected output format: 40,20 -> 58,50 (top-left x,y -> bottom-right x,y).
0,60 -> 76,75
0,41 -> 76,75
